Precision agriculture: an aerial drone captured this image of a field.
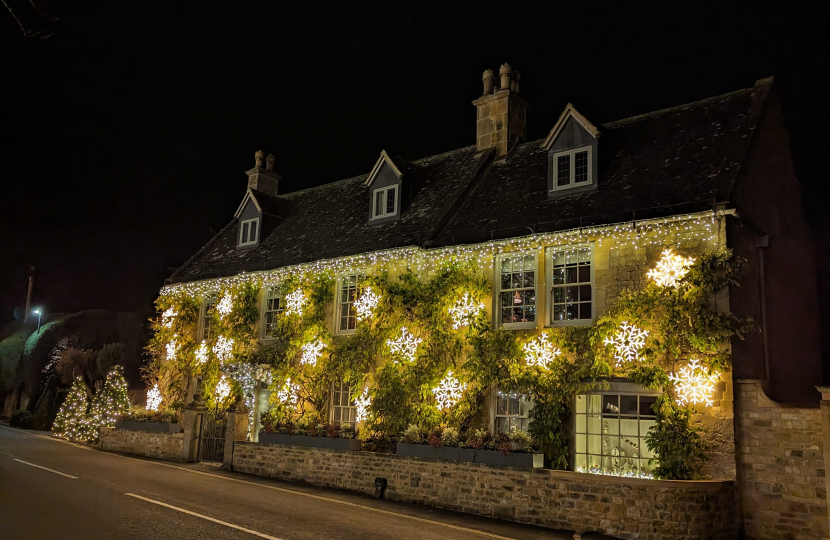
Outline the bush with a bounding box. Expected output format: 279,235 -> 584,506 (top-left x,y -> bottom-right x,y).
123,409 -> 179,424
10,409 -> 33,429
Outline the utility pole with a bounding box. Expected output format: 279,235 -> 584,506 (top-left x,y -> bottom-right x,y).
23,266 -> 34,323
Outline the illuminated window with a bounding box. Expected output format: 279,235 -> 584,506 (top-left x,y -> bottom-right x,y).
551,146 -> 592,191
496,253 -> 536,329
574,389 -> 658,478
262,285 -> 283,339
494,389 -> 533,434
372,185 -> 398,219
331,380 -> 357,425
201,293 -> 217,341
239,217 -> 259,246
336,274 -> 364,333
548,246 -> 593,324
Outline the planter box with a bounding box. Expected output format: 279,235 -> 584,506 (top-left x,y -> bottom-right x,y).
470,449 -> 544,468
396,442 -> 460,462
114,420 -> 182,433
259,432 -> 361,451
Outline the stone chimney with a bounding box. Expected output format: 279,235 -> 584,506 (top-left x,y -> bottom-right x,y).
472,63 -> 528,159
245,150 -> 281,196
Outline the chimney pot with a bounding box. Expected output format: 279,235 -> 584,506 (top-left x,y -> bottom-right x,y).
255,150 -> 265,168
499,63 -> 512,91
482,69 -> 495,96
265,153 -> 275,171
472,62 -> 528,159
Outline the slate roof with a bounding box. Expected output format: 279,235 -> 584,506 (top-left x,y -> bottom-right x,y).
168,78 -> 771,284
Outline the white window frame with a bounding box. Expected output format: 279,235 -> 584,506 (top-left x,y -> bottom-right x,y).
492,387 -> 534,434
199,293 -> 218,341
335,273 -> 364,335
550,146 -> 592,192
495,251 -> 538,330
239,217 -> 260,246
371,185 -> 398,219
331,379 -> 357,426
261,284 -> 284,339
546,244 -> 594,327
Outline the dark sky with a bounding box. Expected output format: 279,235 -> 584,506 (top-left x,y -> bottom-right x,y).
2,2 -> 828,324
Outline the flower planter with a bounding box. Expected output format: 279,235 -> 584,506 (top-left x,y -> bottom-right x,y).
469,449 -> 544,468
114,420 -> 182,433
258,432 -> 361,451
395,442 -> 461,462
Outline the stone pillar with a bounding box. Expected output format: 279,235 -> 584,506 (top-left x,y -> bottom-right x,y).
816,386 -> 830,538
222,403 -> 249,470
180,395 -> 207,462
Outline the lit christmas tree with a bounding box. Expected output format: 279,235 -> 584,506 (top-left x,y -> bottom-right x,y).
53,377 -> 92,442
88,366 -> 131,441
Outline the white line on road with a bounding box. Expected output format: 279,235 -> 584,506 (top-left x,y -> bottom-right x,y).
124,493 -> 284,540
12,458 -> 78,479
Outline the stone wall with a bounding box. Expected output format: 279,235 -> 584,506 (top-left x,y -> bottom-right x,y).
233,441 -> 736,540
736,380 -> 826,539
99,427 -> 184,461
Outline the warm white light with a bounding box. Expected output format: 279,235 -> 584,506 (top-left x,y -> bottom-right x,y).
162,308 -> 177,328
285,289 -> 306,316
432,371 -> 466,409
277,378 -> 299,406
146,384 -> 163,411
354,286 -> 381,322
669,358 -> 716,407
216,292 -> 233,318
215,375 -> 232,402
355,387 -> 372,422
448,293 -> 484,329
523,333 -> 561,369
300,339 -> 326,367
212,336 -> 234,364
387,327 -> 422,364
165,337 -> 178,362
647,249 -> 695,288
195,340 -> 209,364
604,322 -> 649,366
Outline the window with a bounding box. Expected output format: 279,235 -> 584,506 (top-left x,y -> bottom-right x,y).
497,253 -> 537,328
201,293 -> 217,340
262,285 -> 284,339
372,185 -> 398,219
494,389 -> 533,434
548,246 -> 593,324
239,217 -> 259,246
574,391 -> 658,478
551,147 -> 592,190
331,380 -> 357,425
336,274 -> 364,333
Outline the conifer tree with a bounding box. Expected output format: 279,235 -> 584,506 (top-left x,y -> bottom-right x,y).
88,365 -> 131,441
52,376 -> 91,442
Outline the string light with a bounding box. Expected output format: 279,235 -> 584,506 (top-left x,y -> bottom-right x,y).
301,338 -> 326,367
212,335 -> 234,364
387,327 -> 422,363
647,249 -> 695,288
146,384 -> 163,411
215,375 -> 232,402
354,286 -> 381,322
604,322 -> 649,366
355,387 -> 372,422
52,377 -> 92,441
277,378 -> 300,406
216,292 -> 233,318
432,371 -> 466,409
523,333 -> 561,369
165,336 -> 178,362
448,293 -> 484,329
195,340 -> 209,364
285,288 -> 307,316
161,308 -> 177,328
669,359 -> 716,407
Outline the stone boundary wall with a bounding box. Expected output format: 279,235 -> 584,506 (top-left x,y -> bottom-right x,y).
233,441 -> 736,540
99,427 -> 184,461
736,380 -> 827,539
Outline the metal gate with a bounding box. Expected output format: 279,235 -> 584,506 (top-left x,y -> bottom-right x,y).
198,410 -> 226,463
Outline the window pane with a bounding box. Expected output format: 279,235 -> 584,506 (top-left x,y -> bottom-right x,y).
250,220 -> 258,243
639,396 -> 657,416
578,266 -> 591,283
557,154 -> 571,186
386,188 -> 396,214
621,396 -> 638,415
603,395 -> 619,414
576,414 -> 586,434
241,222 -> 249,243
575,151 -> 589,183
579,302 -> 592,319
575,395 -> 586,414
375,191 -> 384,217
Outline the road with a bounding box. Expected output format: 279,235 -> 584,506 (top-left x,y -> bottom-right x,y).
0,426 -> 586,540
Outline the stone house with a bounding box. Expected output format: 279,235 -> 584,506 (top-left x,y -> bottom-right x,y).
162,66 -> 825,539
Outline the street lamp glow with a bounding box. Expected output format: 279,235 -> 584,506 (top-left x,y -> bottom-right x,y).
32,308 -> 43,331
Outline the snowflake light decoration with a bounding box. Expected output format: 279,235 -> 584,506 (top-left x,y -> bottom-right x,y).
448,293 -> 485,330
354,286 -> 381,322
387,327 -> 422,364
216,292 -> 233,318
165,336 -> 178,361
300,339 -> 326,367
195,340 -> 209,364
285,288 -> 307,316
432,371 -> 466,409
161,308 -> 177,328
215,375 -> 232,402
604,322 -> 649,366
647,249 -> 695,288
146,384 -> 163,411
212,335 -> 234,364
523,333 -> 561,369
354,387 -> 372,422
669,358 -> 716,407
276,378 -> 300,406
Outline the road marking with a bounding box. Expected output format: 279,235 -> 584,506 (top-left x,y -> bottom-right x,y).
12,458 -> 78,479
124,493 -> 283,540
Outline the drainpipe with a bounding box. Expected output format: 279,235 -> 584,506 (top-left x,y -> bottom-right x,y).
755,235 -> 770,380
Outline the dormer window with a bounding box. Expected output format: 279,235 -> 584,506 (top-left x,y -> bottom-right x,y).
552,147 -> 592,191
239,217 -> 259,247
372,185 -> 398,219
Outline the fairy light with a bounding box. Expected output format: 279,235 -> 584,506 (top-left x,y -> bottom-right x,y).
285,288 -> 306,316
212,335 -> 234,364
387,326 -> 422,363
216,292 -> 233,318
523,333 -> 561,369
354,286 -> 381,322
215,375 -> 232,402
277,378 -> 300,406
647,249 -> 695,287
146,384 -> 163,411
669,358 -> 716,407
448,293 -> 484,329
301,338 -> 326,367
162,308 -> 177,328
195,340 -> 209,364
604,322 -> 649,367
355,387 -> 372,422
432,371 -> 466,409
165,336 -> 178,362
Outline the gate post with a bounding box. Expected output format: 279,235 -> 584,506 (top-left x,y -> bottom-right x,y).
181,394 -> 206,462
222,399 -> 249,470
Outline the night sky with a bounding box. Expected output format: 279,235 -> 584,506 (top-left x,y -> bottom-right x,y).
2,2 -> 828,325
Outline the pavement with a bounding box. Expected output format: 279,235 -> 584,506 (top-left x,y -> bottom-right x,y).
0,425 -> 603,540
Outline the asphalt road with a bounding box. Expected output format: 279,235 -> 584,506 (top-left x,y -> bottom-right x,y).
0,426 -> 585,540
